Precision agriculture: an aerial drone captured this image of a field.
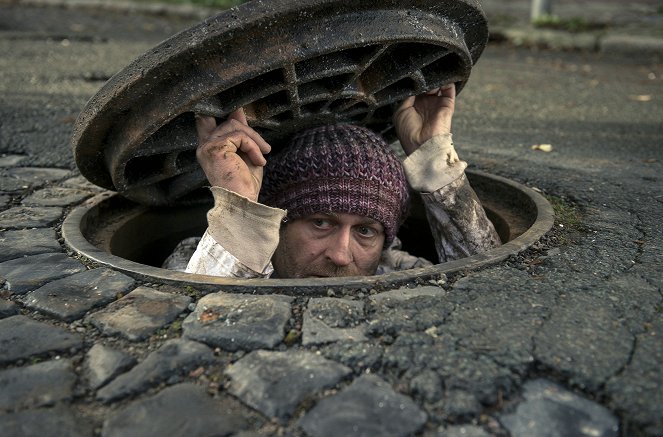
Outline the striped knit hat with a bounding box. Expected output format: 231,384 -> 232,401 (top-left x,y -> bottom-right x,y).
259,124 -> 409,245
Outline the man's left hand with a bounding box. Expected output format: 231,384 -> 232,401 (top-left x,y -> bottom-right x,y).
393,83 -> 456,156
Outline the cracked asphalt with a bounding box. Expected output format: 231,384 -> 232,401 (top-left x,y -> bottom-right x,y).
0,2 -> 662,436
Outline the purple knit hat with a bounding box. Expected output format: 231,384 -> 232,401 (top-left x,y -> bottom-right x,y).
259,124 -> 409,245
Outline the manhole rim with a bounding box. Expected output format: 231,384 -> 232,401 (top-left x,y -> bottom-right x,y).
61,169 -> 555,295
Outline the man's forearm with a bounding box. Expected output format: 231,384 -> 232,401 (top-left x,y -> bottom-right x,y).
420,175 -> 501,262
402,134 -> 501,263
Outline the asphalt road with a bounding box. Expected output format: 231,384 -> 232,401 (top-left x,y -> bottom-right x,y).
1,3 -> 662,436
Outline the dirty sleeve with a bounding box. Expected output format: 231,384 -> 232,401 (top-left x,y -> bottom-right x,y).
183,186 -> 285,277
402,134 -> 502,263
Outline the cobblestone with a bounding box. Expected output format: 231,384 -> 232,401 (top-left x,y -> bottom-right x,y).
0,359 -> 76,411
437,425 -> 491,437
368,285 -> 447,305
101,383 -> 250,437
0,228 -> 61,263
298,374 -> 428,436
0,316 -> 83,365
0,167 -> 71,195
320,341 -> 384,374
0,154 -> 27,167
21,268 -> 136,322
60,175 -> 107,192
499,379 -> 619,437
409,369 -> 444,404
96,339 -> 215,403
226,350 -> 351,420
182,292 -> 293,351
4,167 -> 71,184
21,186 -> 93,207
440,389 -> 483,419
367,286 -> 454,336
0,406 -> 93,437
0,253 -> 86,295
302,297 -> 367,345
0,206 -> 63,229
86,286 -> 190,341
84,343 -> 137,390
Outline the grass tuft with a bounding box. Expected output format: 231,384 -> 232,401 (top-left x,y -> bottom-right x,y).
546,195 -> 584,230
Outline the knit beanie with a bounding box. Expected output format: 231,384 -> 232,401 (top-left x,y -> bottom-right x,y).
259,124 -> 409,245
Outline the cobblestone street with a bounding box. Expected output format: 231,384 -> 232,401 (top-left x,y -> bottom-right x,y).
1,1 -> 662,436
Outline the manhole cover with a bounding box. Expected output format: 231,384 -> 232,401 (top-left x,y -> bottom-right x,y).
71,0 -> 488,206
62,170 -> 555,295
65,0 -> 550,293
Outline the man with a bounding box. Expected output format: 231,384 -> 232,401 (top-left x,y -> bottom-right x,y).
165,84 -> 500,278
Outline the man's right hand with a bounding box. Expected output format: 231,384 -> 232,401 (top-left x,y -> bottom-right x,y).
195,108 -> 271,202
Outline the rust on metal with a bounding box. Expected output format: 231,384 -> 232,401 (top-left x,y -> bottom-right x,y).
72,0 -> 488,206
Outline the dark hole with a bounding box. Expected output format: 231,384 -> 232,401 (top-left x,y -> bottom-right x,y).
397,193 -> 437,261
108,204 -> 209,267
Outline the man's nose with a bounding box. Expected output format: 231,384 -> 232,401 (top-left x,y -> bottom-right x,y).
324,228 -> 353,266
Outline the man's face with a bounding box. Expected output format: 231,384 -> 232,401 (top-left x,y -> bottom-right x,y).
271,212 -> 385,278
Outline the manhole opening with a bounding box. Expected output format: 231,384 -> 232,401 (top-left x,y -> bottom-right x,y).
62,170 -> 554,295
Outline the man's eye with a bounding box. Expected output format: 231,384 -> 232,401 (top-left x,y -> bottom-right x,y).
312,218 -> 332,229
356,226 -> 377,238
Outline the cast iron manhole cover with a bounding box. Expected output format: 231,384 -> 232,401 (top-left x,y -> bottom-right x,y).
71,0 -> 488,205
